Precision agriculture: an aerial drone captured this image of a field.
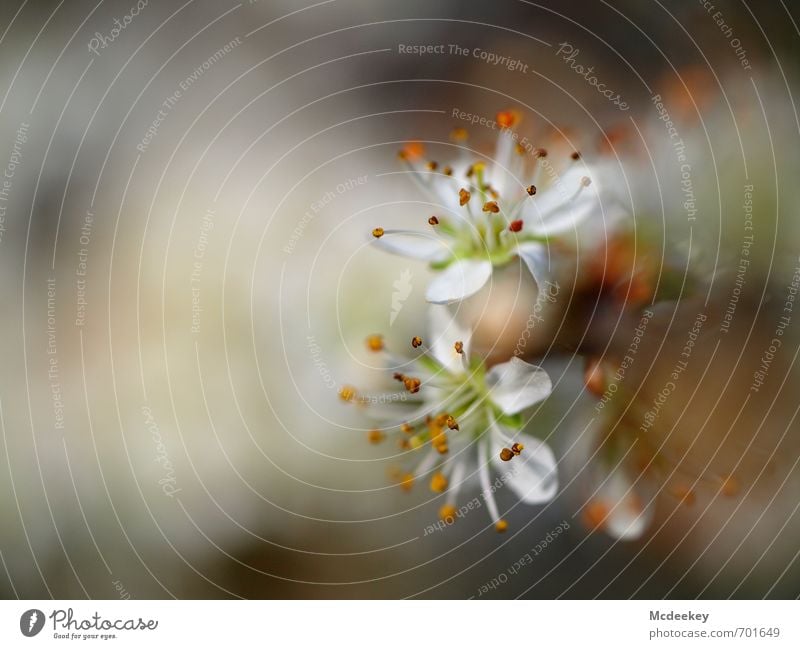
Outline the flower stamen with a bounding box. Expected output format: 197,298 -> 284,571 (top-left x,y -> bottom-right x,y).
366,334 -> 384,352
403,377 -> 421,394
339,385 -> 357,402
430,472 -> 448,493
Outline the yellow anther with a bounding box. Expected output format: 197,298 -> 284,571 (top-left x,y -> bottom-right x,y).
431,430 -> 448,453
495,519 -> 509,533
445,415 -> 459,431
426,161 -> 439,171
499,448 -> 514,462
721,475 -> 739,497
442,166 -> 453,176
670,483 -> 696,506
398,438 -> 411,450
582,501 -> 609,531
526,184 -> 537,196
459,188 -> 471,206
400,473 -> 414,492
454,340 -> 464,354
368,429 -> 385,444
366,334 -> 384,352
482,201 -> 500,213
495,110 -> 518,128
439,504 -> 457,522
515,143 -> 526,155
339,385 -> 357,402
398,142 -> 424,161
428,216 -> 439,226
411,336 -> 423,348
372,227 -> 385,238
430,472 -> 448,493
403,377 -> 421,394
400,422 -> 414,434
584,357 -> 605,397
450,127 -> 468,142
510,443 -> 524,456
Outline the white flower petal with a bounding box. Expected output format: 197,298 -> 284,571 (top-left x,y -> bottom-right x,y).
529,197 -> 596,237
516,241 -> 549,294
593,467 -> 654,541
372,229 -> 450,262
491,129 -> 517,196
522,166 -> 598,236
425,258 -> 492,305
486,357 -> 552,415
428,305 -> 472,372
490,423 -> 558,504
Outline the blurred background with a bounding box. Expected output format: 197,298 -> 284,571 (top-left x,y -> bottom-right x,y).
0,0 -> 798,598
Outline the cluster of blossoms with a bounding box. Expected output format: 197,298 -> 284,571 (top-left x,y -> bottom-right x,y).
369,111 -> 612,304
341,306 -> 556,532
341,109 -> 646,536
